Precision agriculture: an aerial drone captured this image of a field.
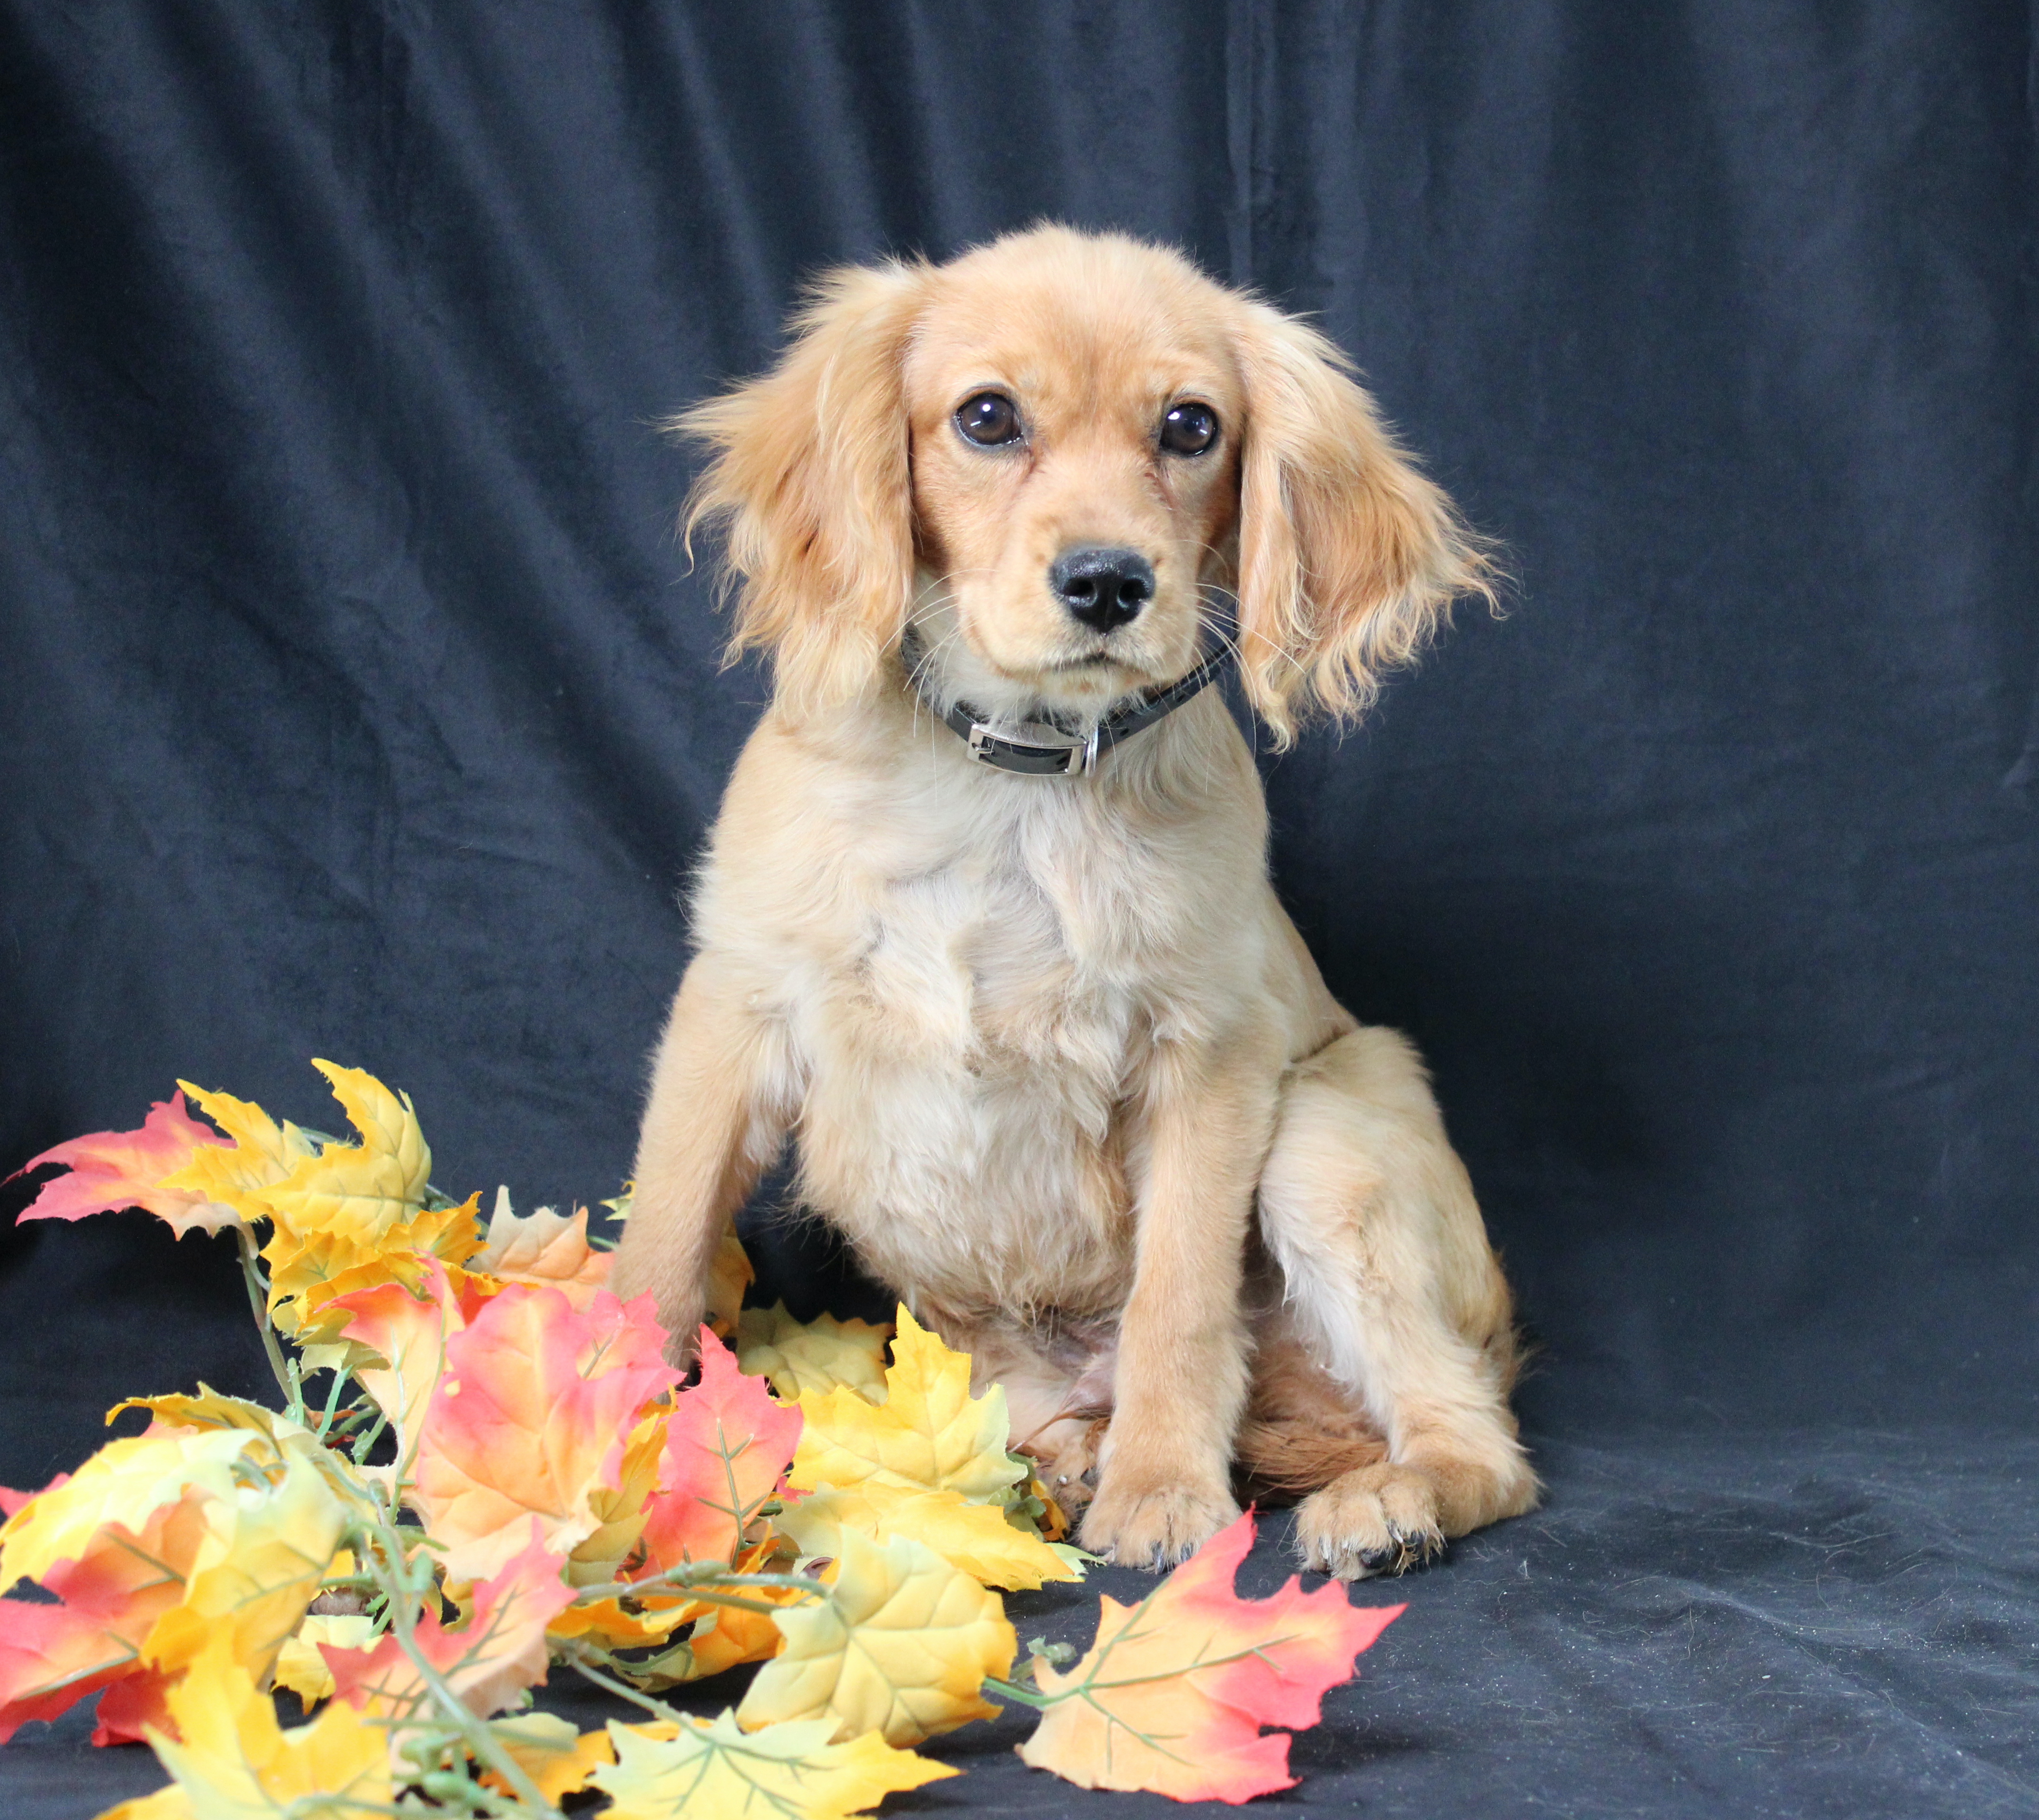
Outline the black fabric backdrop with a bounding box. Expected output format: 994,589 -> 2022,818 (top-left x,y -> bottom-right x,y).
3,4 -> 2035,1816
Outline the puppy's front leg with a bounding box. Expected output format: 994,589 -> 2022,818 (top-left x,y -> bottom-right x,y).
610,954 -> 790,1365
1079,1034 -> 1278,1567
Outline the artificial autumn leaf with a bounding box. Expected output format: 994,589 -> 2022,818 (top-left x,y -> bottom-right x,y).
593,1710 -> 955,1820
323,1522 -> 575,1728
791,1308 -> 1023,1505
482,1712 -> 616,1803
408,1284 -> 679,1583
544,1591 -> 705,1652
268,1194 -> 483,1344
639,1327 -> 802,1572
94,1630 -> 391,1820
777,1481 -> 1080,1592
737,1528 -> 1013,1746
1016,1510 -> 1404,1803
472,1187 -> 612,1309
738,1304 -> 891,1403
272,1615 -> 376,1704
566,1405 -> 669,1588
320,1260 -> 467,1480
705,1223 -> 753,1339
106,1386 -> 296,1445
142,1443 -> 350,1687
0,1430 -> 252,1594
0,1490 -> 212,1743
249,1060 -> 432,1240
10,1093 -> 237,1237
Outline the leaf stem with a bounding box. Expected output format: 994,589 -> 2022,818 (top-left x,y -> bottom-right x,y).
979,1674 -> 1053,1710
235,1225 -> 293,1399
567,1649 -> 685,1723
364,1509 -> 564,1819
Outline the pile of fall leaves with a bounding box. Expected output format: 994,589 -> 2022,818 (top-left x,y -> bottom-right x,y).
0,1061 -> 1402,1816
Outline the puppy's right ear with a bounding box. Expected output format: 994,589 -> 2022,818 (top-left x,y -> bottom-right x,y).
672,261 -> 928,719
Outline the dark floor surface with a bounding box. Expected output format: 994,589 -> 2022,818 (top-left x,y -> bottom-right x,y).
5,1428 -> 2033,1820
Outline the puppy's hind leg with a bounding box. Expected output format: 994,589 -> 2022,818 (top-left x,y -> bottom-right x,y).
1257,1027 -> 1538,1580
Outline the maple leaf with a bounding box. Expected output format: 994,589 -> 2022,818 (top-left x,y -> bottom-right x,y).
472,1186 -> 612,1309
319,1260 -> 467,1480
566,1404 -> 669,1588
266,1195 -> 483,1344
705,1223 -> 753,1339
482,1711 -> 616,1803
0,1430 -> 252,1594
778,1481 -> 1080,1591
142,1443 -> 351,1688
738,1303 -> 891,1403
323,1522 -> 575,1727
271,1614 -> 376,1704
737,1528 -> 1014,1746
408,1284 -> 679,1582
93,1630 -> 391,1820
593,1711 -> 955,1820
10,1093 -> 237,1238
154,1083 -> 319,1222
639,1327 -> 802,1572
0,1490 -> 212,1744
791,1308 -> 1024,1505
1014,1510 -> 1403,1803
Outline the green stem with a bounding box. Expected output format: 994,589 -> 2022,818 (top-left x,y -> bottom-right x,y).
368,1517 -> 563,1819
979,1674 -> 1053,1710
574,1565 -> 822,1604
235,1226 -> 292,1399
313,1367 -> 351,1440
567,1650 -> 685,1724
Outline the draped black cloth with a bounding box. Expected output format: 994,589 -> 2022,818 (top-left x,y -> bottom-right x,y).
3,6 -> 2033,1815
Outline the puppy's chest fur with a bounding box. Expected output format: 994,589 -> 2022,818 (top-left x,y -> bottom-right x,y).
716,736 -> 1256,1323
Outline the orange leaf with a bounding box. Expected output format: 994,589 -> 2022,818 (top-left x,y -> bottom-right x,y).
324,1522 -> 575,1726
0,1490 -> 211,1744
472,1189 -> 612,1310
1017,1511 -> 1402,1803
10,1094 -> 237,1238
638,1327 -> 802,1572
408,1286 -> 679,1583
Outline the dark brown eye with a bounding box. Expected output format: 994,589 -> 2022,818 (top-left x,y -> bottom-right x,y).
955,392 -> 1022,446
1159,401 -> 1218,456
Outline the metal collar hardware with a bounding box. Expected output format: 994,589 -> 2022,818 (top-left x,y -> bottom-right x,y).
901,625 -> 1230,779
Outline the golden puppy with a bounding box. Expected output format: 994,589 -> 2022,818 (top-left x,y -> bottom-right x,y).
612,225 -> 1537,1577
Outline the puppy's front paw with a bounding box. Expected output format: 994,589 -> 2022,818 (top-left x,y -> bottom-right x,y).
1079,1477 -> 1240,1570
1295,1463 -> 1446,1581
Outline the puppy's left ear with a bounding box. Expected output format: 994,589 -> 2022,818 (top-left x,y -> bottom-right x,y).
673,260 -> 928,720
1231,299 -> 1495,746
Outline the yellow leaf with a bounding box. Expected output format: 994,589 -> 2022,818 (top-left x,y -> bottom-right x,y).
102,1630 -> 391,1820
736,1528 -> 1012,1746
778,1482 -> 1080,1591
737,1304 -> 890,1403
0,1430 -> 252,1594
106,1386 -> 293,1444
482,1711 -> 615,1803
705,1224 -> 752,1339
143,1444 -> 350,1686
159,1086 -> 316,1221
272,1614 -> 376,1704
593,1711 -> 954,1820
567,1405 -> 668,1587
790,1309 -> 1023,1505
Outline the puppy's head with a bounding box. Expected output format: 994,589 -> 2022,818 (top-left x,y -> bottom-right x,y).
678,225 -> 1491,744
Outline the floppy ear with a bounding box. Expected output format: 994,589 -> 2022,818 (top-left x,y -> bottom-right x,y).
672,260 -> 928,720
1231,299 -> 1495,747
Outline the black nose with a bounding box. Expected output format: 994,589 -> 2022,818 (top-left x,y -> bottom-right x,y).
1049,545 -> 1155,632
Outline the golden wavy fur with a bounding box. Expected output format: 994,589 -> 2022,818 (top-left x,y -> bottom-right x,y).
612,226 -> 1535,1578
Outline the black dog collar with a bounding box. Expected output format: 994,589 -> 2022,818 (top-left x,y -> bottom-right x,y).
898,624 -> 1232,778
